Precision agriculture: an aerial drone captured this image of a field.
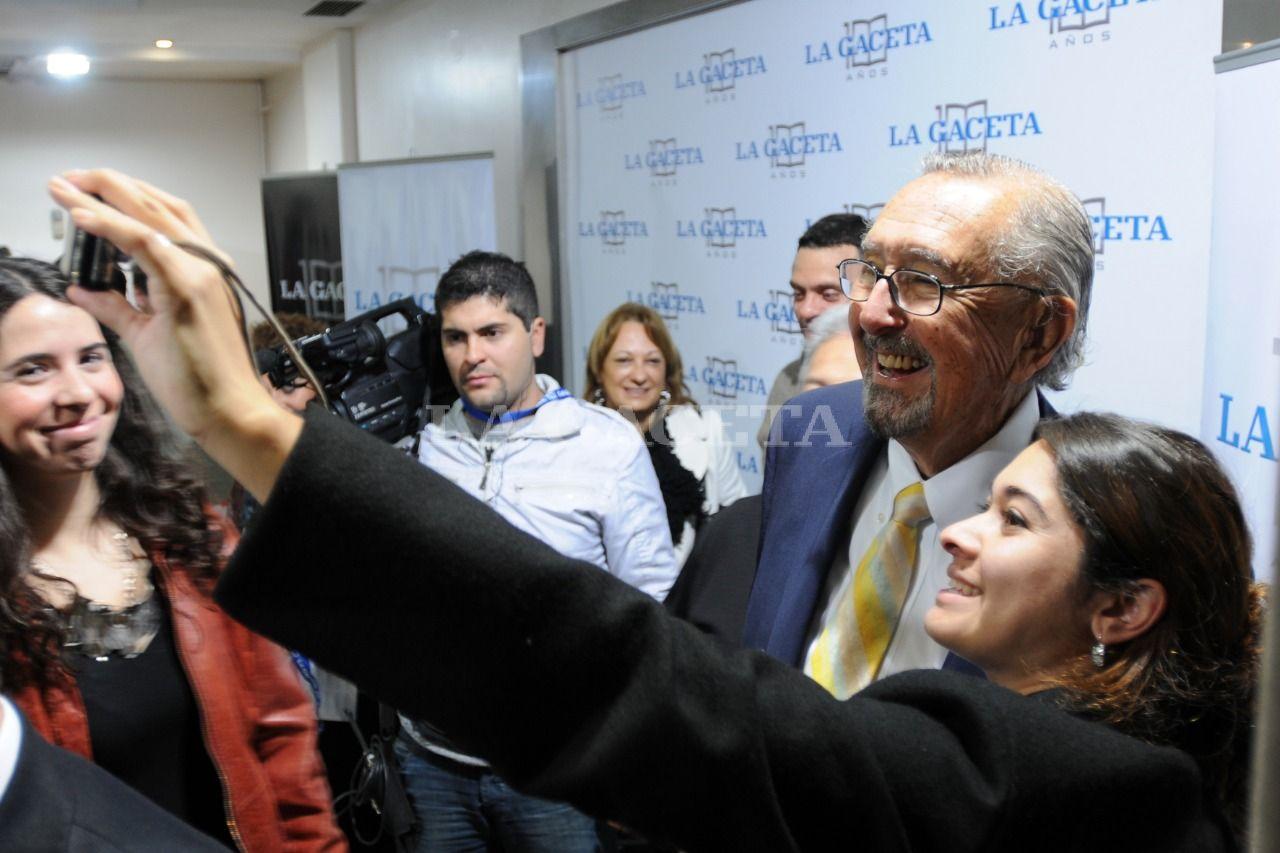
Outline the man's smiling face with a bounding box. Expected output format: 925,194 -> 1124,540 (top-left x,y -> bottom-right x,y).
854,173 -> 1048,475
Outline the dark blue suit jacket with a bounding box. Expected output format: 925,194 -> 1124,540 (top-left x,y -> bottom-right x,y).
0,706 -> 225,851
744,379 -> 1052,672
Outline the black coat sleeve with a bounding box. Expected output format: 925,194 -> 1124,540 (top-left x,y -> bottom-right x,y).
216,410 -> 1218,853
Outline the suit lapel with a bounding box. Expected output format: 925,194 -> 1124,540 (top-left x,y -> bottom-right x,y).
748,387 -> 1055,672
0,714 -> 72,850
745,382 -> 885,666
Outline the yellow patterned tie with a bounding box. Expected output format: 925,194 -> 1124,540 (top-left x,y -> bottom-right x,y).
810,482 -> 931,699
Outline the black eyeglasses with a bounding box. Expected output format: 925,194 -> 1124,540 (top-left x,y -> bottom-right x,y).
837,258 -> 1049,317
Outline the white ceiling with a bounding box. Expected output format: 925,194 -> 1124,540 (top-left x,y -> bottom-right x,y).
0,0 -> 393,81
6,1 -> 1264,84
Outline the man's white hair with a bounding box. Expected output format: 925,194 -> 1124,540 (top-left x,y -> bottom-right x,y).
920,152 -> 1093,391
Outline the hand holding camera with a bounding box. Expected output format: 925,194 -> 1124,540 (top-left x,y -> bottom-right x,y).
48,169 -> 301,500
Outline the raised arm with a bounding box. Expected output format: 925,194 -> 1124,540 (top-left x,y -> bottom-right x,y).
52,170 -> 1212,853
216,411 -> 1207,853
47,170 -> 300,500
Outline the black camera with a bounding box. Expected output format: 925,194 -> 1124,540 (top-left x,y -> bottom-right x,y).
59,198 -> 128,293
259,298 -> 455,445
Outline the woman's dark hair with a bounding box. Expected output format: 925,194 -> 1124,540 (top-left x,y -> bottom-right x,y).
584,302 -> 696,410
1036,412 -> 1264,843
0,258 -> 223,688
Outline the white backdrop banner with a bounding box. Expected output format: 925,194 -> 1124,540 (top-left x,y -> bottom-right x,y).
339,156 -> 496,320
560,0 -> 1221,493
1201,55 -> 1279,583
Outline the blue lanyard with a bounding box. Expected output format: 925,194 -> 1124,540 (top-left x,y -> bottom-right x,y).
290,650 -> 321,714
462,386 -> 573,425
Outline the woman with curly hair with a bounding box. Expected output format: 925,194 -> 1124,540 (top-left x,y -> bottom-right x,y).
0,258 -> 343,851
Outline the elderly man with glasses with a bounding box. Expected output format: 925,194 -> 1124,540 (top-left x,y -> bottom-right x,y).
744,152 -> 1090,697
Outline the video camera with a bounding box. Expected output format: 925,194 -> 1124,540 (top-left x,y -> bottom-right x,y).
258,299 -> 454,445
56,208 -> 451,445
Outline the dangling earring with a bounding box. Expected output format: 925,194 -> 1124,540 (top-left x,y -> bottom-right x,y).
1090,636 -> 1106,668
658,388 -> 672,405
592,388 -> 606,406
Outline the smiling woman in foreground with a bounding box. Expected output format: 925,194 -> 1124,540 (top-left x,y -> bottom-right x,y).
0,258 -> 343,850
50,168 -> 1264,853
936,414 -> 1261,841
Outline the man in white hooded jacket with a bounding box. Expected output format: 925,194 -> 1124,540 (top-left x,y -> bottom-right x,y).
401,250 -> 678,852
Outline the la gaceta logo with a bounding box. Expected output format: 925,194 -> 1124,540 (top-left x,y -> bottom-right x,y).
734,121 -> 843,179
676,207 -> 768,258
278,258 -> 345,321
625,138 -> 705,186
623,282 -> 707,322
577,210 -> 650,255
687,356 -> 768,401
1215,391 -> 1278,463
843,202 -> 885,222
889,99 -> 1042,154
988,0 -> 1159,50
803,205 -> 883,233
350,263 -> 437,314
576,73 -> 647,117
804,13 -> 933,82
1080,196 -> 1171,270
736,290 -> 804,344
674,48 -> 768,103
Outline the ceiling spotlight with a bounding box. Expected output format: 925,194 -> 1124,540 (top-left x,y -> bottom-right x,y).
47,52 -> 90,77
155,38 -> 174,49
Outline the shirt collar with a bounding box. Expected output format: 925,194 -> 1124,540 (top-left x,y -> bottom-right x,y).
0,695 -> 23,806
885,390 -> 1040,530
444,374 -> 581,440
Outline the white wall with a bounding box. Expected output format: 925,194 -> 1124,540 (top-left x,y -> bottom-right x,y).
303,29 -> 358,171
264,65 -> 308,174
0,76 -> 270,308
259,0 -> 621,319
263,30 -> 357,174
250,0 -> 597,482
351,0 -> 616,267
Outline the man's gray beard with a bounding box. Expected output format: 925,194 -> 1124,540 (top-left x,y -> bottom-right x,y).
862,374 -> 936,439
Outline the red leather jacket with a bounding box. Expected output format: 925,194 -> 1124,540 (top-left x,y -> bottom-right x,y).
10,530 -> 346,852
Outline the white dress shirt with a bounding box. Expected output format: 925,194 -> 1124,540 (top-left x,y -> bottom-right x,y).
0,696 -> 23,806
802,391 -> 1040,688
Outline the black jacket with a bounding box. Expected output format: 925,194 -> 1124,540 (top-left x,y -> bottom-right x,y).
216,410 -> 1228,853
0,706 -> 225,852
664,494 -> 761,644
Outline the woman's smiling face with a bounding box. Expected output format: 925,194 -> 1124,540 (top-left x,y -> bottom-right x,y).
0,295 -> 123,478
924,440 -> 1092,688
